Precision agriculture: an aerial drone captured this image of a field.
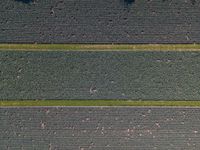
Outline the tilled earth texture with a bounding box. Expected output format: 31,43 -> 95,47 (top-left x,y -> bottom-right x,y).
1,51 -> 200,100
1,107 -> 200,150
0,0 -> 200,43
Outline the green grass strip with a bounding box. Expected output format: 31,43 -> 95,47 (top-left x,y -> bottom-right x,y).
0,44 -> 200,51
1,100 -> 200,107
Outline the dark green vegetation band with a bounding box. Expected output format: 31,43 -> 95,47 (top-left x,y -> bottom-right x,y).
1,107 -> 200,149
1,0 -> 200,43
1,51 -> 200,100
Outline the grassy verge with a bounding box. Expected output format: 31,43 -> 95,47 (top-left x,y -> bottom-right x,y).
0,44 -> 200,51
1,100 -> 200,107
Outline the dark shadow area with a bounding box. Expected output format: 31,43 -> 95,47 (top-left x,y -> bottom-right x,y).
124,0 -> 135,6
191,0 -> 196,5
121,0 -> 135,10
15,0 -> 34,4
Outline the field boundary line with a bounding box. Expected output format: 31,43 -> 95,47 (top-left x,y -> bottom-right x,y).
1,44 -> 200,51
1,100 -> 200,107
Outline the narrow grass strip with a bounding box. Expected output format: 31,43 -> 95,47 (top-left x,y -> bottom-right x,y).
0,44 -> 200,51
1,100 -> 200,107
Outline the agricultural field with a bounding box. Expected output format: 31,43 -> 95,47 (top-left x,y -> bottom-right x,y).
1,48 -> 200,100
1,107 -> 200,149
0,0 -> 200,43
1,0 -> 200,149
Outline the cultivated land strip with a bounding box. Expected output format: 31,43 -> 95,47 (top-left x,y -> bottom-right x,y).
1,50 -> 200,100
1,0 -> 200,43
1,107 -> 200,149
